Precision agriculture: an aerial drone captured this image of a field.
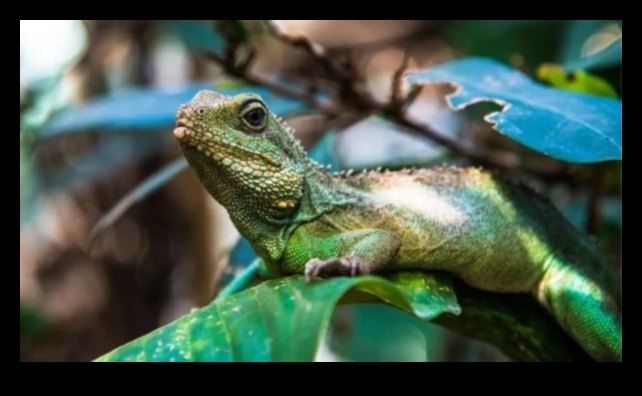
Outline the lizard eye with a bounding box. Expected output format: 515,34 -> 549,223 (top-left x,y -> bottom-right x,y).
241,107 -> 267,132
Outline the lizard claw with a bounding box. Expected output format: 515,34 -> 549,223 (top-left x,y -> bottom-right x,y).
305,258 -> 324,282
304,256 -> 366,282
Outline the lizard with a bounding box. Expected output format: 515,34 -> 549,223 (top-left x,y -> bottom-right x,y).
173,90 -> 622,362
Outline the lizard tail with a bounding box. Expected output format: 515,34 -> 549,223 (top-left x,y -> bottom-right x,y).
536,259 -> 622,362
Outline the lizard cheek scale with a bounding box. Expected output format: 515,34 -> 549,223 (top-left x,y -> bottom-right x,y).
175,90 -> 622,362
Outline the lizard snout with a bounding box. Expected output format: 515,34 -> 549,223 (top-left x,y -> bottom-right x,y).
174,107 -> 195,140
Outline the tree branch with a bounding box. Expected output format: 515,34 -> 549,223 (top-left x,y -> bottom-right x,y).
205,30 -> 569,178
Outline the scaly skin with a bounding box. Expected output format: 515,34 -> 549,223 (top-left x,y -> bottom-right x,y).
174,90 -> 622,362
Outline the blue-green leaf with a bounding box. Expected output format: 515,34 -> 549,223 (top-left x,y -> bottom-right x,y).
559,20 -> 621,70
564,38 -> 622,72
42,83 -> 310,138
96,272 -> 460,362
407,57 -> 622,163
163,20 -> 223,54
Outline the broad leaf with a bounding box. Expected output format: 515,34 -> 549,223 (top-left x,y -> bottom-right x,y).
42,83 -> 310,138
328,305 -> 505,362
96,272 -> 460,362
97,271 -> 589,362
407,57 -> 622,163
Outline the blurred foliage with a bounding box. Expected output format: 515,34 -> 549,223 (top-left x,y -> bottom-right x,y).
536,65 -> 618,98
42,83 -> 310,137
20,20 -> 621,362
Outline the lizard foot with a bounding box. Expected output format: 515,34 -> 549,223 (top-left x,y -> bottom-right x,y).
304,256 -> 367,282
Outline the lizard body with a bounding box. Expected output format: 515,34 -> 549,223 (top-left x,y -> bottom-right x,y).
174,90 -> 622,362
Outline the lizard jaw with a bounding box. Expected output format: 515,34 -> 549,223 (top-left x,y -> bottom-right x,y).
173,125 -> 279,168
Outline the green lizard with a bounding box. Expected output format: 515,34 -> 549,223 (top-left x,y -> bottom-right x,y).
174,90 -> 622,362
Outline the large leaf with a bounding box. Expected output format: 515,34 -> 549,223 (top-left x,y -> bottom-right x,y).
434,279 -> 588,362
97,271 -> 589,362
42,83 -> 310,138
407,57 -> 622,163
328,304 -> 505,362
96,272 -> 460,362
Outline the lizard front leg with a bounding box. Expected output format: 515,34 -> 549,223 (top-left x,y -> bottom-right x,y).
283,229 -> 401,282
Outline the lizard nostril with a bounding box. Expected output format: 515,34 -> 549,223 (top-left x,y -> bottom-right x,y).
176,108 -> 194,128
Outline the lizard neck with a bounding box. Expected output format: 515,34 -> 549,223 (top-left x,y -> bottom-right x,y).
295,162 -> 356,222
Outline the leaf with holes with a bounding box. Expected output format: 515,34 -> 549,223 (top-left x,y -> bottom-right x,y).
407,57 -> 622,163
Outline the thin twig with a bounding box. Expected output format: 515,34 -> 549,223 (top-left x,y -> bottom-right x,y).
88,158 -> 189,251
205,51 -> 339,115
264,21 -> 349,81
389,51 -> 410,110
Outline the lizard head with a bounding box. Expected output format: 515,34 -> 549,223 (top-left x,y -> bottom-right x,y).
174,90 -> 308,217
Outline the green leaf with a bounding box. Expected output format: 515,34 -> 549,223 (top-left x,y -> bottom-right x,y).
96,272 -> 460,362
536,64 -> 618,98
328,305 -> 436,362
434,279 -> 589,362
97,270 -> 589,362
407,57 -> 622,163
328,305 -> 505,362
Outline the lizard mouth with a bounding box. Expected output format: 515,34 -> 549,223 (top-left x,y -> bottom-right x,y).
173,124 -> 278,168
173,121 -> 195,140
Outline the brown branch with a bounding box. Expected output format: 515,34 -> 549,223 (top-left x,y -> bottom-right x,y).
389,51 -> 410,110
264,21 -> 350,82
205,51 -> 339,115
204,35 -> 568,179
